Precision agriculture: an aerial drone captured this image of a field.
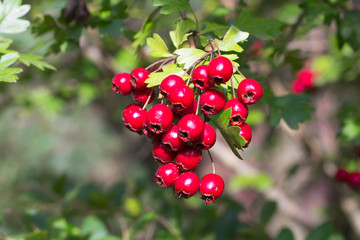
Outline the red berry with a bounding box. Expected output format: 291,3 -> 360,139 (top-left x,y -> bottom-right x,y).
169,85 -> 194,112
152,142 -> 177,164
291,79 -> 305,94
239,123 -> 252,148
178,114 -> 204,142
208,56 -> 233,85
146,104 -> 174,134
199,89 -> 226,115
192,65 -> 214,90
237,78 -> 263,105
224,98 -> 248,126
199,173 -> 225,204
133,88 -> 155,105
155,163 -> 180,187
123,107 -> 147,133
174,172 -> 200,198
130,68 -> 149,90
112,73 -> 133,95
297,69 -> 314,89
160,75 -> 185,99
335,168 -> 348,182
347,172 -> 360,188
177,99 -> 197,116
161,125 -> 186,151
122,104 -> 142,119
194,123 -> 216,150
176,146 -> 202,171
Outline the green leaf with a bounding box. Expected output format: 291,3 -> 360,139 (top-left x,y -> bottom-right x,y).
151,0 -> 192,15
215,26 -> 249,52
146,33 -> 173,58
306,222 -> 333,240
80,216 -> 108,240
225,126 -> 247,149
201,22 -> 229,38
229,173 -> 273,191
276,228 -> 295,240
19,54 -> 56,71
260,201 -> 277,225
170,19 -> 195,48
0,0 -> 30,34
235,11 -> 283,40
0,52 -> 19,69
0,37 -> 12,50
0,67 -> 23,82
145,64 -> 187,87
130,213 -> 157,240
174,48 -> 206,69
132,8 -> 159,48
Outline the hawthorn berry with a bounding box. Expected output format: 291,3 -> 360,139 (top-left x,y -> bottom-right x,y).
123,107 -> 147,133
199,89 -> 226,115
160,75 -> 185,99
239,123 -> 252,148
178,114 -> 204,142
152,142 -> 177,164
161,125 -> 186,151
169,85 -> 194,112
194,123 -> 217,150
176,146 -> 202,171
297,69 -> 314,89
177,99 -> 197,116
174,172 -> 200,199
237,78 -> 263,105
199,173 -> 225,204
112,73 -> 133,95
130,68 -> 150,90
347,172 -> 360,188
335,168 -> 348,182
224,98 -> 248,126
192,65 -> 214,90
133,88 -> 155,105
208,56 -> 233,85
146,104 -> 174,134
291,79 -> 305,94
122,104 -> 142,119
155,163 -> 180,187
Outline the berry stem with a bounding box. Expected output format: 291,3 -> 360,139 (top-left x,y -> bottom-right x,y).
142,88 -> 155,110
195,89 -> 201,115
207,150 -> 216,174
233,63 -> 246,79
209,39 -> 221,56
146,56 -> 177,71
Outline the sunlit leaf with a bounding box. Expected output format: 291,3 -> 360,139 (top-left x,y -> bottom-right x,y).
146,33 -> 173,58
0,0 -> 30,34
151,0 -> 192,15
19,54 -> 56,71
170,19 -> 195,48
215,26 -> 249,52
145,64 -> 187,87
174,48 -> 206,69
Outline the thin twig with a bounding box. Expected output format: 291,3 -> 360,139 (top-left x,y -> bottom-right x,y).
195,89 -> 201,115
233,63 -> 246,79
146,56 -> 177,71
207,150 -> 216,174
209,39 -> 221,56
142,88 -> 155,110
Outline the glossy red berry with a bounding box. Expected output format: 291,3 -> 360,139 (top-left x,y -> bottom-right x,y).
192,65 -> 214,90
122,104 -> 142,119
155,163 -> 180,187
194,123 -> 217,150
133,88 -> 155,105
178,114 -> 204,142
112,73 -> 133,95
237,78 -> 263,105
199,173 -> 225,204
335,168 -> 348,182
130,68 -> 150,90
347,172 -> 360,188
199,89 -> 226,115
224,98 -> 248,126
297,69 -> 314,89
169,85 -> 194,112
160,75 -> 185,99
208,56 -> 233,85
161,125 -> 186,151
178,99 -> 197,115
146,104 -> 174,134
291,79 -> 305,94
176,146 -> 202,171
174,172 -> 200,198
152,142 -> 177,164
239,123 -> 252,148
123,107 -> 147,133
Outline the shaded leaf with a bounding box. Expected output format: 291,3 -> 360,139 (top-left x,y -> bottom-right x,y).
260,201 -> 277,225
80,216 -> 108,240
174,48 -> 206,69
276,228 -> 295,240
146,33 -> 173,58
130,213 -> 157,240
145,64 -> 187,87
306,222 -> 333,240
19,54 -> 56,71
151,0 -> 192,15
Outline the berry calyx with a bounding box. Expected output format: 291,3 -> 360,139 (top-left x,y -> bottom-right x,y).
169,85 -> 194,112
176,146 -> 202,171
160,75 -> 185,99
199,89 -> 226,115
178,114 -> 204,142
199,173 -> 225,204
192,65 -> 214,90
133,88 -> 155,105
335,168 -> 348,182
224,98 -> 249,126
155,163 -> 180,187
161,125 -> 186,151
112,73 -> 133,95
194,123 -> 217,150
208,56 -> 233,85
123,107 -> 147,133
152,142 -> 177,164
130,68 -> 150,90
239,123 -> 252,148
347,172 -> 360,188
174,172 -> 200,198
237,78 -> 263,105
146,104 -> 174,134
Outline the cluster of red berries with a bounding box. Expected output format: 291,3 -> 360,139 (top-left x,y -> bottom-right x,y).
112,56 -> 263,204
291,69 -> 315,94
335,168 -> 360,188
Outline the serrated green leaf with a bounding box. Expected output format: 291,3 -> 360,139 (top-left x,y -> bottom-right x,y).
174,48 -> 206,69
215,26 -> 249,52
306,222 -> 333,240
0,52 -> 19,69
129,213 -> 157,240
146,33 -> 173,58
19,54 -> 56,71
201,22 -> 229,37
260,201 -> 277,225
0,0 -> 30,34
225,126 -> 247,149
235,11 -> 283,40
276,228 -> 295,240
151,0 -> 192,15
170,19 -> 195,48
0,37 -> 12,50
145,64 -> 187,87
